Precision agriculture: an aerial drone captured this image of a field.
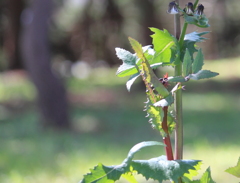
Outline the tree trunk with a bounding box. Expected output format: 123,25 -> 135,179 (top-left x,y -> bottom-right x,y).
137,0 -> 161,45
3,0 -> 24,69
20,0 -> 70,129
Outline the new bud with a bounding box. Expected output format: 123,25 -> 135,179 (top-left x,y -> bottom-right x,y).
167,1 -> 179,14
196,4 -> 204,15
184,2 -> 194,15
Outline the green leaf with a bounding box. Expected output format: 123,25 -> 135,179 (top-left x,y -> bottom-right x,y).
182,41 -> 197,61
115,47 -> 138,77
183,49 -> 192,76
115,47 -> 137,65
116,46 -> 155,77
151,48 -> 172,65
128,37 -> 169,97
170,46 -> 180,64
143,46 -> 156,62
183,31 -> 209,61
187,167 -> 215,183
146,98 -> 176,135
125,141 -> 165,163
131,155 -> 201,182
171,83 -> 184,94
192,49 -> 204,74
150,28 -> 175,52
198,167 -> 215,183
168,76 -> 187,83
166,111 -> 176,134
81,163 -> 126,183
153,94 -> 174,108
189,70 -> 219,80
150,28 -> 178,65
145,99 -> 164,133
81,143 -> 202,183
183,160 -> 202,181
116,64 -> 137,77
128,37 -> 144,60
150,62 -> 163,69
184,14 -> 209,28
116,28 -> 178,78
121,173 -> 138,183
225,157 -> 240,178
184,32 -> 209,43
125,63 -> 164,92
126,73 -> 140,92
141,59 -> 169,98
81,141 -> 164,183
145,95 -> 175,136
197,15 -> 210,28
184,14 -> 198,25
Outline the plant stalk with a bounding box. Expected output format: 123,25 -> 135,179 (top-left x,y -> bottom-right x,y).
193,0 -> 199,9
162,106 -> 174,160
174,21 -> 188,161
173,0 -> 182,161
174,7 -> 181,40
174,1 -> 199,182
174,0 -> 198,162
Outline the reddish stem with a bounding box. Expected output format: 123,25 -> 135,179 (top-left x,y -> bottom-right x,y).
163,135 -> 174,160
162,106 -> 174,160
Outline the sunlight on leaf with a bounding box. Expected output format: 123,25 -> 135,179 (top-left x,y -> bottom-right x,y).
128,37 -> 144,60
131,155 -> 201,182
116,45 -> 155,77
126,73 -> 140,92
128,37 -> 169,97
186,167 -> 215,183
183,161 -> 202,181
150,28 -> 178,65
116,63 -> 137,77
153,94 -> 174,108
189,70 -> 219,80
121,173 -> 138,183
184,32 -> 209,42
80,163 -> 125,183
115,48 -> 137,65
225,157 -> 240,178
150,28 -> 176,52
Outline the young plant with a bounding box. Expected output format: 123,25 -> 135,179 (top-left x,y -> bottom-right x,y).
80,1 -> 220,182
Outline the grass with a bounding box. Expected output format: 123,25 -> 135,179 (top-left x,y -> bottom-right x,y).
0,59 -> 240,183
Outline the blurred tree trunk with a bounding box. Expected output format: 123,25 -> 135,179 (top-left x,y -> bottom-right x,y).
21,0 -> 70,129
137,0 -> 161,45
212,0 -> 240,58
3,0 -> 24,69
69,0 -> 124,66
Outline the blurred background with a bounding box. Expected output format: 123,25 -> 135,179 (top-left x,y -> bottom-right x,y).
0,0 -> 240,182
